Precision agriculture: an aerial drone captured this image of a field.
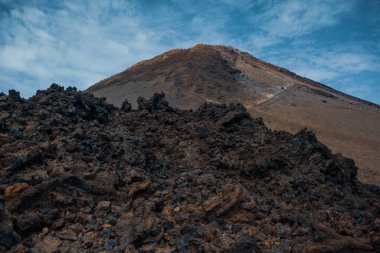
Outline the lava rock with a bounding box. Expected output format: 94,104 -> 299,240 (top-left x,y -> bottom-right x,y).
0,85 -> 379,252
0,224 -> 21,249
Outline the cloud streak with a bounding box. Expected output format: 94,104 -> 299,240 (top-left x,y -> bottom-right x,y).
0,1 -> 174,94
252,0 -> 353,40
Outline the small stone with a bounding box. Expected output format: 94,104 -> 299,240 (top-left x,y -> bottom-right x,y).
85,231 -> 100,239
104,239 -> 116,250
4,183 -> 29,201
84,172 -> 96,179
64,211 -> 76,223
81,207 -> 92,214
0,224 -> 21,249
84,240 -> 93,248
14,244 -> 28,253
105,215 -> 118,226
102,223 -> 112,228
51,218 -> 65,230
15,212 -> 42,235
38,235 -> 62,252
96,201 -> 111,210
100,227 -> 111,237
77,212 -> 93,223
197,173 -> 216,186
68,223 -> 82,234
56,230 -> 77,241
292,226 -> 309,236
128,180 -> 151,198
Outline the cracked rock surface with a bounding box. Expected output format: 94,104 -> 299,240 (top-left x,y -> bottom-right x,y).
0,84 -> 379,252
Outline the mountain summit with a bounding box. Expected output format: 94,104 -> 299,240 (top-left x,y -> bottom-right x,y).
88,44 -> 380,185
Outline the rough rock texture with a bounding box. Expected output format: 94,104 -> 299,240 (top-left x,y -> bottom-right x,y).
0,84 -> 380,252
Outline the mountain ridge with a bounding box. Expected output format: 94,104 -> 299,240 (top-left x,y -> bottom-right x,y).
88,44 -> 380,186
89,44 -> 379,108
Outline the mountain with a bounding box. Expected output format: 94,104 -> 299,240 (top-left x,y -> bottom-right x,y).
88,44 -> 380,186
1,85 -> 380,251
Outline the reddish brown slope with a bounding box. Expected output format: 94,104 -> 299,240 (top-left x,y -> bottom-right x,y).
88,44 -> 380,185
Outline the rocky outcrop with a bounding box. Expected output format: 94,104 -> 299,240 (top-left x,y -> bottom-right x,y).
0,84 -> 379,252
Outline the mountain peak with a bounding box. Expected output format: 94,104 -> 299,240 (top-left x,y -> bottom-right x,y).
87,44 -> 380,186
88,43 -> 336,108
127,44 -> 239,71
189,43 -> 236,52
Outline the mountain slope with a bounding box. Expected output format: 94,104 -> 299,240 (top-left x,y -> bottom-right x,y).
88,44 -> 380,185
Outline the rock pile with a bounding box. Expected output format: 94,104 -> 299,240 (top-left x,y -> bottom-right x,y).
0,84 -> 379,252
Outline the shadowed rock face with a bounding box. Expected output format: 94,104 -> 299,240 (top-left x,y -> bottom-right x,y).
88,44 -> 380,186
1,85 -> 380,252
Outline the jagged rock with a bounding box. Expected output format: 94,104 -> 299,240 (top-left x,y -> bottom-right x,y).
203,184 -> 246,217
116,199 -> 163,248
4,183 -> 29,201
96,201 -> 111,210
14,212 -> 42,236
137,92 -> 169,112
128,180 -> 151,198
196,173 -> 216,186
8,90 -> 21,101
121,99 -> 132,112
0,85 -> 379,252
219,111 -> 251,128
56,230 -> 77,241
323,154 -> 357,184
0,225 -> 21,250
34,235 -> 62,253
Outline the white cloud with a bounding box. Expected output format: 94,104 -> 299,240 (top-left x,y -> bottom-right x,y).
265,45 -> 379,83
250,0 -> 354,49
310,52 -> 376,73
333,77 -> 379,102
0,1 -> 175,96
250,34 -> 279,49
296,66 -> 340,81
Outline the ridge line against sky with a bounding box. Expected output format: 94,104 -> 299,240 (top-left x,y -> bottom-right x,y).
0,0 -> 379,104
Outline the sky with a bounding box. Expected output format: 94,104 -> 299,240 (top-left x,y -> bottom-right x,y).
0,0 -> 379,104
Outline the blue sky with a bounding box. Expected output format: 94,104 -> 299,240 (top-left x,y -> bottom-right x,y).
0,0 -> 379,104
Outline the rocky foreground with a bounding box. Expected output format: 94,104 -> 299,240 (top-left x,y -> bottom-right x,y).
0,84 -> 379,252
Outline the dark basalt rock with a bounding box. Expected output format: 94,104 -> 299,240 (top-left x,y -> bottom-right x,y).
0,225 -> 21,250
0,84 -> 379,252
8,90 -> 22,102
137,92 -> 169,112
121,99 -> 132,112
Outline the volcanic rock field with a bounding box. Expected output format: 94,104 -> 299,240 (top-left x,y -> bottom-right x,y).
0,84 -> 379,252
